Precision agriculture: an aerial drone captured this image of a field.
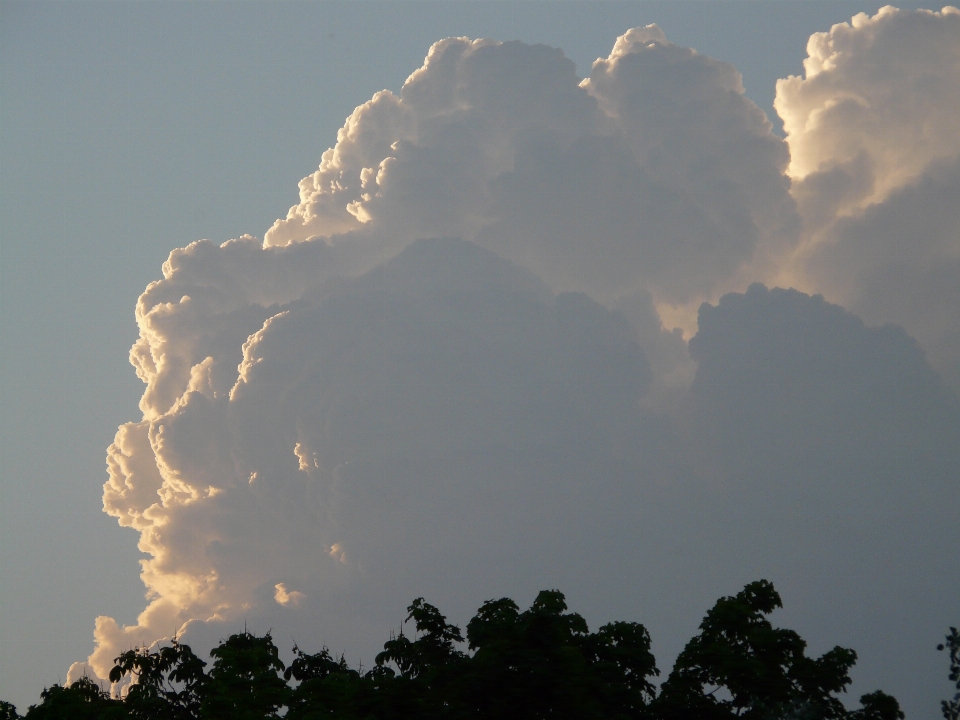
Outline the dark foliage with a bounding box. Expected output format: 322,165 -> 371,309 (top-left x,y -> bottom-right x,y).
654,580 -> 858,720
848,691 -> 906,720
460,589 -> 656,719
939,627 -> 960,720
108,638 -> 206,720
22,677 -> 125,720
200,631 -> 289,720
6,581 -> 918,719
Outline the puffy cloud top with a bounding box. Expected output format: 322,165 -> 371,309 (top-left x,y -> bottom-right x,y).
774,6 -> 960,388
266,27 -> 798,313
76,14 -> 960,717
777,5 -> 960,215
93,237 -> 652,684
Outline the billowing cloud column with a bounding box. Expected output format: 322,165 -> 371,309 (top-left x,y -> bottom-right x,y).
775,6 -> 960,387
74,16 -> 960,716
777,6 -> 960,214
266,27 -> 797,329
80,237 -> 653,686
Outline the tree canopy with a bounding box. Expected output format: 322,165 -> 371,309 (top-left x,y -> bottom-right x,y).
939,627 -> 960,720
4,580 -> 936,719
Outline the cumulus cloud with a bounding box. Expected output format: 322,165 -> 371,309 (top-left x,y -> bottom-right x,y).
777,6 -> 960,213
679,284 -> 960,707
274,583 -> 305,607
78,14 -> 960,717
800,158 -> 960,387
86,236 -> 653,685
266,26 -> 798,330
91,256 -> 959,709
774,6 -> 960,387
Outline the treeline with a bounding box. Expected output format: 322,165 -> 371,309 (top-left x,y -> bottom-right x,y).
3,580 -> 957,719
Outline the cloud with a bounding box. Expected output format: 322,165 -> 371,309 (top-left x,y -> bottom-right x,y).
86,244 -> 959,713
77,15 -> 960,716
776,6 -> 960,214
264,37 -> 598,247
679,284 -> 960,708
266,27 -> 798,326
88,236 -> 653,686
774,6 -> 960,387
800,157 -> 960,388
274,583 -> 305,607
689,283 -> 960,487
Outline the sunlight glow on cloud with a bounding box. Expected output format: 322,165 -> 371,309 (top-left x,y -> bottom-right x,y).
777,6 -> 960,207
265,25 -> 798,325
75,11 -> 960,713
774,5 -> 960,387
274,583 -> 306,607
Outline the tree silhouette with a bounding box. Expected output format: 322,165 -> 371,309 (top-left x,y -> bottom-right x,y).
109,638 -> 206,719
199,631 -> 289,720
5,580 -> 912,719
848,691 -> 906,720
22,677 -> 126,720
284,645 -> 367,719
652,580 -> 899,720
940,627 -> 960,720
459,588 -> 658,719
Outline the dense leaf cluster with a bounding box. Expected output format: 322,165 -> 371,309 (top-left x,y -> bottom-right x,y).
938,627 -> 960,720
5,580 -> 941,719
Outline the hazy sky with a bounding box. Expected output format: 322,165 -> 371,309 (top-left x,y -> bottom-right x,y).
1,1 -> 957,716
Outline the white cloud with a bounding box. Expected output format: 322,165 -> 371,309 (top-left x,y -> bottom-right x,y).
265,26 -> 798,328
89,236 -> 652,684
777,6 -> 960,213
78,16 -> 960,716
774,5 -> 960,388
274,583 -> 305,607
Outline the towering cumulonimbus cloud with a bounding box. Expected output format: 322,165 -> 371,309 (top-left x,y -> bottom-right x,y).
681,284 -> 960,709
76,11 -> 960,716
266,26 -> 798,326
777,6 -> 960,215
86,236 -> 655,683
775,5 -> 960,387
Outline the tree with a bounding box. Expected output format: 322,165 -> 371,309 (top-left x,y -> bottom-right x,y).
847,691 -> 905,720
462,589 -> 657,719
109,638 -> 207,720
4,580 -> 904,720
371,597 -> 468,719
584,620 -> 659,718
377,598 -> 466,679
22,677 -> 127,720
284,646 -> 367,719
652,580 -> 897,720
199,631 -> 289,720
940,627 -> 960,720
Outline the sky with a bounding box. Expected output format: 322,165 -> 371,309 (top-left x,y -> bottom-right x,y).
1,1 -> 958,716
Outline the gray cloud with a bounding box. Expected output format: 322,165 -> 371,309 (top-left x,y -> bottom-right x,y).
800,157 -> 960,390
88,242 -> 959,716
266,26 -> 798,326
77,13 -> 960,717
89,237 -> 654,684
679,284 -> 960,709
775,5 -> 960,389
